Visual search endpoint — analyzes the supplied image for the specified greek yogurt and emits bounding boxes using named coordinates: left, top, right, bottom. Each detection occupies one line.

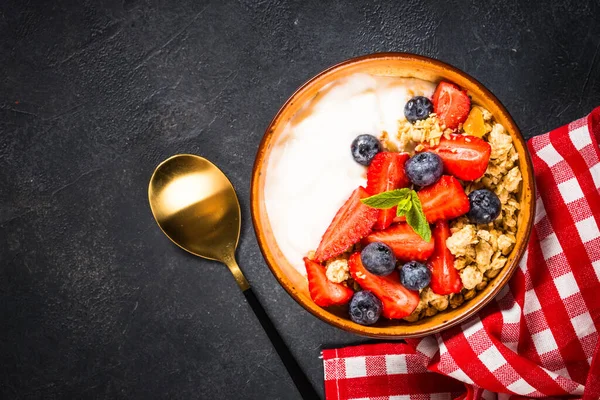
left=264, top=73, right=436, bottom=274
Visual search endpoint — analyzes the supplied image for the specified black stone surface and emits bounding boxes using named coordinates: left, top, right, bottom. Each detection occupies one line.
left=1, top=0, right=599, bottom=398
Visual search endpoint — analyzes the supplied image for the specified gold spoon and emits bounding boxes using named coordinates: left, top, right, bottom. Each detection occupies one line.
left=148, top=154, right=319, bottom=400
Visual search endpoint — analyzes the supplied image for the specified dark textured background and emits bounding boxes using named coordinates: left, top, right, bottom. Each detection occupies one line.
left=1, top=0, right=599, bottom=398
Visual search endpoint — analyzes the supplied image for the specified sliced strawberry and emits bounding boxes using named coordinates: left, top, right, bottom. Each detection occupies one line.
left=363, top=222, right=434, bottom=262
left=366, top=152, right=411, bottom=194
left=314, top=186, right=379, bottom=262
left=422, top=134, right=491, bottom=181
left=366, top=152, right=411, bottom=230
left=427, top=221, right=463, bottom=295
left=432, top=81, right=471, bottom=130
left=417, top=175, right=470, bottom=223
left=304, top=257, right=354, bottom=307
left=348, top=252, right=419, bottom=319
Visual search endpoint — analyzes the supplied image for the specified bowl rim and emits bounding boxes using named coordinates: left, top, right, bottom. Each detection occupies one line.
left=250, top=52, right=535, bottom=338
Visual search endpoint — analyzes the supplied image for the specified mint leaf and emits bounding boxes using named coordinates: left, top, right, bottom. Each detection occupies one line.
left=361, top=188, right=411, bottom=209
left=396, top=197, right=412, bottom=216
left=361, top=186, right=431, bottom=241
left=406, top=191, right=431, bottom=242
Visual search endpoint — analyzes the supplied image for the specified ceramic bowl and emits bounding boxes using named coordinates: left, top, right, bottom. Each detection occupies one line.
left=251, top=53, right=534, bottom=338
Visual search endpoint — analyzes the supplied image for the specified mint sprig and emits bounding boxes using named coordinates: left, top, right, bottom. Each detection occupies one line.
left=361, top=189, right=432, bottom=242
left=359, top=188, right=411, bottom=208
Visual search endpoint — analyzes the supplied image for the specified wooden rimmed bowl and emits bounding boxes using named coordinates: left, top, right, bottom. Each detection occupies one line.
left=250, top=53, right=534, bottom=338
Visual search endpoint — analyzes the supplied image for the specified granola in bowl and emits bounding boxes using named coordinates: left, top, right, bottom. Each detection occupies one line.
left=401, top=106, right=522, bottom=322
left=263, top=73, right=523, bottom=326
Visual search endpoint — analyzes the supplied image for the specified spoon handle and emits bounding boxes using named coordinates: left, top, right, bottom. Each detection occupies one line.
left=243, top=287, right=321, bottom=400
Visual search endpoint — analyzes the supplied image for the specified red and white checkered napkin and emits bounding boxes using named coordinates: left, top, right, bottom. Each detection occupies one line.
left=323, top=106, right=600, bottom=400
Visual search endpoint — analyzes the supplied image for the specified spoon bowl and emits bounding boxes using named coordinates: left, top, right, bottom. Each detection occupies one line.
left=148, top=154, right=248, bottom=289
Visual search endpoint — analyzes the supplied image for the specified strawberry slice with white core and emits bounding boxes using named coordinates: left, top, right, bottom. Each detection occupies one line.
left=314, top=186, right=379, bottom=263
left=366, top=152, right=411, bottom=230
left=427, top=221, right=463, bottom=295
left=421, top=134, right=491, bottom=181
left=432, top=81, right=471, bottom=130
left=304, top=257, right=354, bottom=307
left=363, top=222, right=435, bottom=262
left=415, top=175, right=470, bottom=223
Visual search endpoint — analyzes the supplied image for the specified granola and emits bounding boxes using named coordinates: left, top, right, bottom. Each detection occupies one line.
left=396, top=114, right=453, bottom=151
left=325, top=256, right=350, bottom=283
left=403, top=106, right=522, bottom=322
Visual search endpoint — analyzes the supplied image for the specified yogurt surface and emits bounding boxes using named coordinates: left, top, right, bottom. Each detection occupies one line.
left=264, top=73, right=435, bottom=274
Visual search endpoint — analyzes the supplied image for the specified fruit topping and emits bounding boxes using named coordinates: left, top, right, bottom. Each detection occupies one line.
left=314, top=186, right=379, bottom=262
left=422, top=134, right=491, bottom=181
left=348, top=252, right=420, bottom=319
left=351, top=134, right=382, bottom=166
left=427, top=221, right=463, bottom=295
left=405, top=152, right=443, bottom=187
left=416, top=175, right=470, bottom=223
left=349, top=291, right=382, bottom=325
left=363, top=222, right=434, bottom=262
left=366, top=152, right=411, bottom=229
left=432, top=81, right=471, bottom=130
left=463, top=106, right=486, bottom=137
left=466, top=189, right=501, bottom=224
left=404, top=96, right=434, bottom=123
left=399, top=261, right=431, bottom=291
left=304, top=257, right=354, bottom=307
left=360, top=242, right=397, bottom=276
left=366, top=152, right=411, bottom=194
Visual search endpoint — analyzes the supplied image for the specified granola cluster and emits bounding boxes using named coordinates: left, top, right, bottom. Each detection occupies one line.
left=399, top=114, right=451, bottom=148
left=325, top=256, right=351, bottom=283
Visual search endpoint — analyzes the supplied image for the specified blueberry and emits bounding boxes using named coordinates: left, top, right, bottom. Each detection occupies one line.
left=349, top=291, right=382, bottom=325
left=361, top=242, right=396, bottom=276
left=405, top=152, right=443, bottom=186
left=404, top=96, right=434, bottom=123
left=467, top=189, right=501, bottom=224
left=399, top=261, right=431, bottom=291
left=351, top=134, right=382, bottom=166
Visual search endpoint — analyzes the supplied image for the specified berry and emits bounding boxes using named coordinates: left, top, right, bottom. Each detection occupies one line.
left=363, top=222, right=435, bottom=262
left=467, top=189, right=501, bottom=224
left=351, top=134, right=382, bottom=166
left=348, top=252, right=420, bottom=319
left=427, top=221, right=463, bottom=295
left=415, top=175, right=470, bottom=223
left=360, top=242, right=397, bottom=276
left=349, top=291, right=382, bottom=325
left=366, top=152, right=411, bottom=229
left=432, top=81, right=471, bottom=130
left=421, top=134, right=491, bottom=181
left=405, top=152, right=443, bottom=186
left=399, top=261, right=431, bottom=291
left=404, top=96, right=434, bottom=123
left=304, top=257, right=354, bottom=307
left=314, top=187, right=379, bottom=262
